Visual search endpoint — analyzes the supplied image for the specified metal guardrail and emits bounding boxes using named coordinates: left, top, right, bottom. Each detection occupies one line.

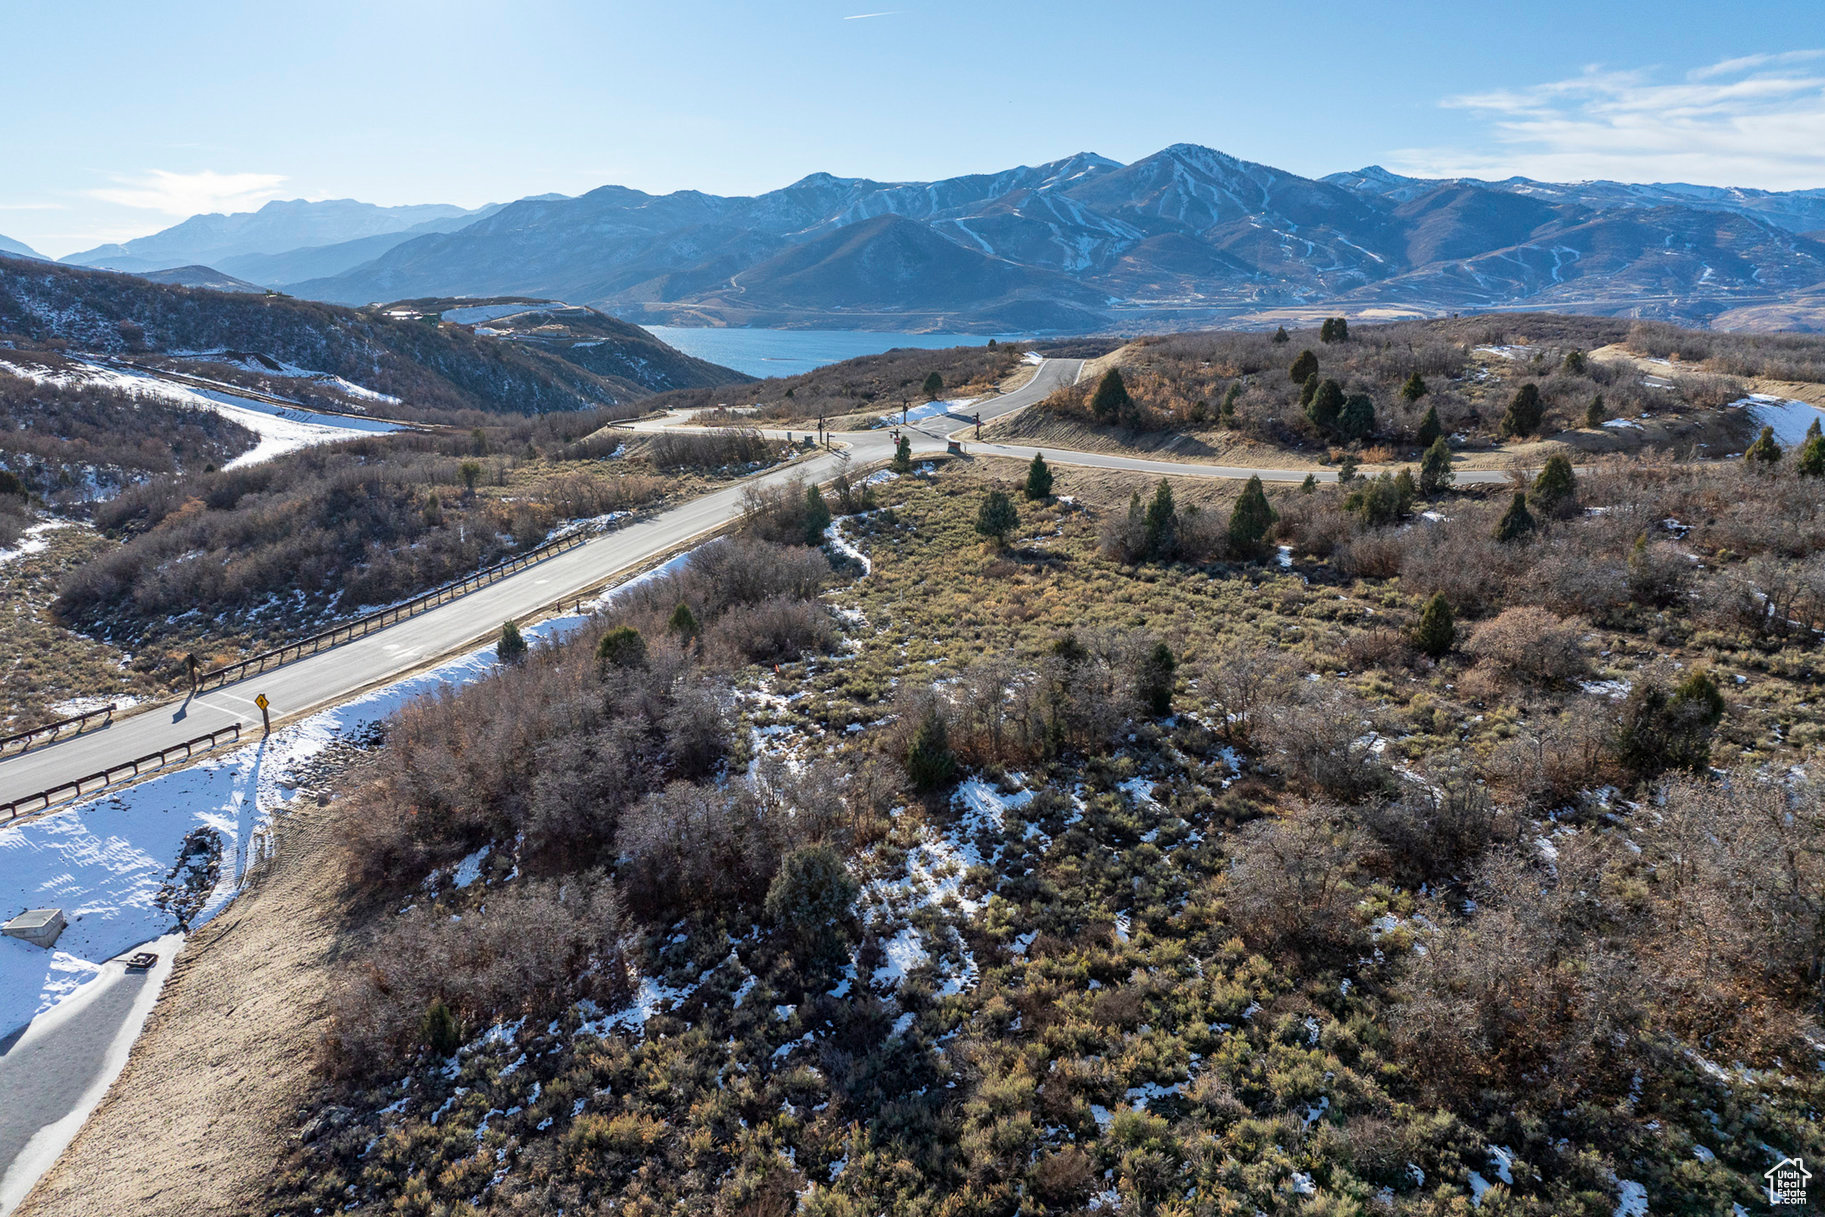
left=195, top=531, right=593, bottom=692
left=2, top=723, right=243, bottom=821
left=0, top=704, right=116, bottom=756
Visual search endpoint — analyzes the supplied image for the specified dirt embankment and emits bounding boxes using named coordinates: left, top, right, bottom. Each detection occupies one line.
left=17, top=798, right=352, bottom=1217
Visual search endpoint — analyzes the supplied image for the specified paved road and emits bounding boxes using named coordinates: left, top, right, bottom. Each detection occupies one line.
left=0, top=359, right=1079, bottom=809
left=0, top=352, right=1521, bottom=808
left=0, top=937, right=179, bottom=1216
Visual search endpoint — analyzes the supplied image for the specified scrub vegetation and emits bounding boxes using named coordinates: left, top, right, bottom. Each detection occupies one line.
left=272, top=448, right=1825, bottom=1216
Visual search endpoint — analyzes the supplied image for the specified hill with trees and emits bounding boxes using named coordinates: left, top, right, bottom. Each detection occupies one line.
left=0, top=256, right=747, bottom=420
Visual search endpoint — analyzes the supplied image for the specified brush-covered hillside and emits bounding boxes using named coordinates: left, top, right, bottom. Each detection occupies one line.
left=999, top=314, right=1825, bottom=469
left=0, top=257, right=747, bottom=420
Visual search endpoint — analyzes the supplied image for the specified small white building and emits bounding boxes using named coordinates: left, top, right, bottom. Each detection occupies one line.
left=3, top=908, right=67, bottom=950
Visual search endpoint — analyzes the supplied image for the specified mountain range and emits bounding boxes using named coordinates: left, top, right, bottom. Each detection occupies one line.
left=62, top=199, right=503, bottom=282
left=0, top=233, right=43, bottom=260
left=44, top=146, right=1825, bottom=333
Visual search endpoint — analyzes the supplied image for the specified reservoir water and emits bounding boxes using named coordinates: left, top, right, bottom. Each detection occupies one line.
left=641, top=325, right=1014, bottom=379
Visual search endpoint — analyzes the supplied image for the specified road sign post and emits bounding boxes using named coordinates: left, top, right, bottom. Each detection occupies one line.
left=255, top=692, right=271, bottom=736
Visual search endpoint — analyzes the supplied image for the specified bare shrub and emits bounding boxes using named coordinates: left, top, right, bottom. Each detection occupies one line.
left=1197, top=649, right=1298, bottom=746
left=1223, top=799, right=1367, bottom=954
left=324, top=876, right=633, bottom=1078
left=1342, top=627, right=1413, bottom=673
left=1257, top=682, right=1390, bottom=798
left=1463, top=607, right=1589, bottom=686
left=1486, top=705, right=1614, bottom=809
left=640, top=427, right=771, bottom=469
left=617, top=782, right=785, bottom=920
left=1392, top=843, right=1644, bottom=1108
left=1359, top=761, right=1517, bottom=884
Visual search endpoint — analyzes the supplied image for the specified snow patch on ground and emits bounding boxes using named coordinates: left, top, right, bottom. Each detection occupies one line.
left=0, top=595, right=606, bottom=1038
left=0, top=358, right=397, bottom=467
left=0, top=521, right=62, bottom=568
left=1613, top=1178, right=1647, bottom=1217
left=824, top=519, right=871, bottom=575
left=1730, top=394, right=1825, bottom=445
left=45, top=695, right=139, bottom=719
left=886, top=396, right=979, bottom=425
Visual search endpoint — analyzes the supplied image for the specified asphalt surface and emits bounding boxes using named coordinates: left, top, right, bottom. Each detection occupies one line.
left=0, top=352, right=1512, bottom=809
left=0, top=937, right=179, bottom=1217
left=0, top=358, right=1079, bottom=810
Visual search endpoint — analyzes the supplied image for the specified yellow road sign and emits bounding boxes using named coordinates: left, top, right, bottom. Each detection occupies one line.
left=254, top=693, right=269, bottom=710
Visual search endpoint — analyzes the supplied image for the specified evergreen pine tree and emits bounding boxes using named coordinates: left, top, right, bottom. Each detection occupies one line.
left=1413, top=593, right=1455, bottom=658
left=421, top=998, right=461, bottom=1057
left=1499, top=383, right=1544, bottom=439
left=922, top=371, right=943, bottom=399
left=1227, top=475, right=1277, bottom=558
left=1288, top=349, right=1319, bottom=385
left=1344, top=472, right=1402, bottom=526
left=1306, top=378, right=1345, bottom=434
left=1300, top=472, right=1317, bottom=494
left=1419, top=436, right=1454, bottom=495
left=1023, top=451, right=1053, bottom=500
left=1400, top=372, right=1429, bottom=403
left=1798, top=429, right=1825, bottom=477
left=1614, top=671, right=1726, bottom=779
left=1745, top=425, right=1783, bottom=464
left=765, top=844, right=860, bottom=972
left=1529, top=454, right=1578, bottom=519
left=1393, top=467, right=1417, bottom=516
left=596, top=626, right=647, bottom=669
left=1089, top=368, right=1133, bottom=424
left=1143, top=478, right=1178, bottom=559
left=891, top=434, right=913, bottom=471
left=497, top=620, right=528, bottom=665
left=668, top=602, right=699, bottom=642
left=1137, top=641, right=1178, bottom=717
left=1338, top=393, right=1376, bottom=441
left=1416, top=402, right=1443, bottom=448
left=1562, top=349, right=1588, bottom=374
left=1493, top=492, right=1537, bottom=543
left=1585, top=394, right=1606, bottom=428
left=1300, top=371, right=1320, bottom=407
left=805, top=483, right=832, bottom=542
left=975, top=488, right=1019, bottom=546
left=1272, top=325, right=1291, bottom=344
left=905, top=707, right=956, bottom=790
left=1336, top=453, right=1359, bottom=484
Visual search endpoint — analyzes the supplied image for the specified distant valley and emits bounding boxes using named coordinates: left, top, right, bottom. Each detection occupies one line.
left=31, top=146, right=1825, bottom=335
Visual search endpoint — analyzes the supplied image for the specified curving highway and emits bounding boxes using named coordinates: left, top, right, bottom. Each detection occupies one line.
left=0, top=355, right=1508, bottom=809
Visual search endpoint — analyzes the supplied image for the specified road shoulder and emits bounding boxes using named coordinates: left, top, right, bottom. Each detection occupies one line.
left=15, top=797, right=351, bottom=1217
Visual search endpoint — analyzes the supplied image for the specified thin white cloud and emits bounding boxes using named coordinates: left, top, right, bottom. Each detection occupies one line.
left=87, top=169, right=288, bottom=216
left=1389, top=52, right=1825, bottom=189
left=843, top=11, right=898, bottom=19
left=1690, top=49, right=1825, bottom=80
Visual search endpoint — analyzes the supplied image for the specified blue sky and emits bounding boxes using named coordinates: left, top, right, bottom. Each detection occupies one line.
left=4, top=0, right=1823, bottom=257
